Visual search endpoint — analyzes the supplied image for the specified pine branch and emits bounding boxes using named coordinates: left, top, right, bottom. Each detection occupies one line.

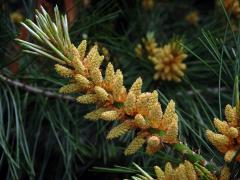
left=15, top=5, right=225, bottom=179
left=0, top=73, right=76, bottom=102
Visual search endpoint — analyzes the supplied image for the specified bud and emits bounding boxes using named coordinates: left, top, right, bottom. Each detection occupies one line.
left=134, top=114, right=147, bottom=128
left=147, top=136, right=160, bottom=147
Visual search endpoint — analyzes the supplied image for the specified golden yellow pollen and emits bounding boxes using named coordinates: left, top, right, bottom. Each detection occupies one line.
left=107, top=121, right=132, bottom=140
left=224, top=149, right=236, bottom=162
left=75, top=74, right=91, bottom=87
left=84, top=108, right=108, bottom=121
left=59, top=83, right=82, bottom=94
left=53, top=40, right=179, bottom=155
left=135, top=34, right=187, bottom=82
left=124, top=135, right=146, bottom=155
left=112, top=70, right=125, bottom=101
left=89, top=68, right=103, bottom=85
left=77, top=94, right=98, bottom=104
left=151, top=42, right=187, bottom=82
left=18, top=5, right=181, bottom=159
left=129, top=78, right=143, bottom=97
left=161, top=100, right=176, bottom=125
left=164, top=162, right=173, bottom=179
left=206, top=104, right=240, bottom=163
left=77, top=40, right=87, bottom=61
left=176, top=164, right=188, bottom=180
left=162, top=118, right=178, bottom=143
left=134, top=114, right=148, bottom=128
left=214, top=118, right=230, bottom=136
left=148, top=103, right=162, bottom=128
left=55, top=64, right=73, bottom=78
left=206, top=130, right=230, bottom=152
left=225, top=104, right=237, bottom=126
left=101, top=110, right=120, bottom=121
left=184, top=160, right=197, bottom=180
left=87, top=45, right=103, bottom=69
left=124, top=92, right=136, bottom=115
left=228, top=127, right=238, bottom=138
left=94, top=86, right=109, bottom=102
left=105, top=63, right=115, bottom=86
left=152, top=161, right=215, bottom=180
left=154, top=166, right=165, bottom=180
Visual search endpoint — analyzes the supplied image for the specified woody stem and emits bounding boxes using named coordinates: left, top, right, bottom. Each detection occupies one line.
left=173, top=143, right=220, bottom=174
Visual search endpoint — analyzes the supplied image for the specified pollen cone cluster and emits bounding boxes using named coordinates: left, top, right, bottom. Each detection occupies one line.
left=135, top=34, right=187, bottom=82
left=150, top=41, right=187, bottom=82
left=154, top=161, right=219, bottom=180
left=206, top=104, right=240, bottom=162
left=55, top=40, right=179, bottom=155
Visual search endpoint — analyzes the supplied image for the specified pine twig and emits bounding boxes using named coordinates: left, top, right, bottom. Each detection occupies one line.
left=0, top=73, right=76, bottom=102
left=173, top=143, right=220, bottom=174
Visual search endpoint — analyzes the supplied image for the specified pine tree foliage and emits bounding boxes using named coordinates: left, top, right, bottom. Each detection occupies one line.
left=1, top=0, right=240, bottom=179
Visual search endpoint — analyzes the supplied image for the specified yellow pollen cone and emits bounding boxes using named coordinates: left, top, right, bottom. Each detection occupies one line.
left=55, top=64, right=73, bottom=78
left=124, top=135, right=145, bottom=155
left=107, top=121, right=132, bottom=140
left=101, top=110, right=120, bottom=121
left=77, top=94, right=98, bottom=104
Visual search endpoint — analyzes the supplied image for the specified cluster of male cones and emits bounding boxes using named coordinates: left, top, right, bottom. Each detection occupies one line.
left=206, top=104, right=240, bottom=163
left=153, top=161, right=230, bottom=180
left=135, top=33, right=187, bottom=82
left=16, top=5, right=239, bottom=180
left=55, top=40, right=179, bottom=156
